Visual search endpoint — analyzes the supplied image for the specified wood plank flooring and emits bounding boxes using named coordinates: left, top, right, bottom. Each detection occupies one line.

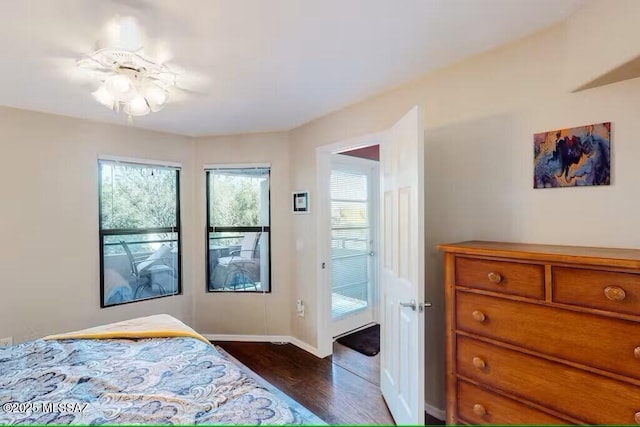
left=216, top=341, right=395, bottom=425
left=332, top=341, right=380, bottom=386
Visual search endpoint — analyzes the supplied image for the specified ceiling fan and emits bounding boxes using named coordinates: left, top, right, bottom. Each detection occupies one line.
left=76, top=14, right=202, bottom=118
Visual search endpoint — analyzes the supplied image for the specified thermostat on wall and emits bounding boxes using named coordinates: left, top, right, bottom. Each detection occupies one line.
left=292, top=191, right=309, bottom=214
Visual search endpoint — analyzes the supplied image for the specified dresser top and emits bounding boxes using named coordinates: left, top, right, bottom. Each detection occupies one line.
left=437, top=241, right=640, bottom=269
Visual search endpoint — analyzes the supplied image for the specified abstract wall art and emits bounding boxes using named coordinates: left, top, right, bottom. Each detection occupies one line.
left=534, top=122, right=611, bottom=188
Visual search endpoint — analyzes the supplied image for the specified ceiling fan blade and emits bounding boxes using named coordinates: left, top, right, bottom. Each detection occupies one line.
left=48, top=57, right=106, bottom=88
left=172, top=67, right=211, bottom=94
left=173, top=86, right=209, bottom=97
left=100, top=0, right=197, bottom=39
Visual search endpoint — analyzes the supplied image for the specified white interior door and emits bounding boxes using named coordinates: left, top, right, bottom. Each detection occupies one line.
left=380, top=106, right=426, bottom=424
left=330, top=154, right=379, bottom=337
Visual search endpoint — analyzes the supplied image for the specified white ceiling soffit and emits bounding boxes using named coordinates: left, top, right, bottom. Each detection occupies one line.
left=0, top=0, right=589, bottom=136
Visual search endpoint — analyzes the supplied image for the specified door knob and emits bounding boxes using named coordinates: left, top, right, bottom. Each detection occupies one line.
left=400, top=300, right=432, bottom=312
left=400, top=300, right=417, bottom=311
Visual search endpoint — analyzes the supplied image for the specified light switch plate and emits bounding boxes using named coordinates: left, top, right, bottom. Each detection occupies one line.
left=296, top=299, right=305, bottom=317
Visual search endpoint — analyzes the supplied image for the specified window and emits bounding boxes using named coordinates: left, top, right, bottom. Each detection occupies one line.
left=206, top=166, right=270, bottom=292
left=331, top=169, right=372, bottom=319
left=99, top=159, right=181, bottom=307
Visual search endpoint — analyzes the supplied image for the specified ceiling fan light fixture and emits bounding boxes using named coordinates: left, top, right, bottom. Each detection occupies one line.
left=77, top=26, right=178, bottom=119
left=104, top=74, right=137, bottom=102
left=123, top=94, right=151, bottom=116
left=92, top=85, right=116, bottom=109
left=143, top=84, right=168, bottom=112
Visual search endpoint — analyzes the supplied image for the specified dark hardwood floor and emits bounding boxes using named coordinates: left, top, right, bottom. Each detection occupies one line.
left=332, top=341, right=380, bottom=386
left=216, top=341, right=395, bottom=425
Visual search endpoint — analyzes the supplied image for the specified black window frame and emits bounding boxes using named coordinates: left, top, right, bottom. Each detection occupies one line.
left=205, top=167, right=272, bottom=293
left=98, top=159, right=182, bottom=308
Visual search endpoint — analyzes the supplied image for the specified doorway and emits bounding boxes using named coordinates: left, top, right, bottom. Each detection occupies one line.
left=316, top=107, right=426, bottom=425
left=330, top=152, right=379, bottom=338
left=315, top=133, right=382, bottom=358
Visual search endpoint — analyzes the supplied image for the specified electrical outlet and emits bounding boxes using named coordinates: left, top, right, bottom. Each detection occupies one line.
left=0, top=337, right=13, bottom=347
left=296, top=299, right=305, bottom=318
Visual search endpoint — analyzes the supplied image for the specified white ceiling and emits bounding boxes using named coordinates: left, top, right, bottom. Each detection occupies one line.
left=0, top=0, right=589, bottom=136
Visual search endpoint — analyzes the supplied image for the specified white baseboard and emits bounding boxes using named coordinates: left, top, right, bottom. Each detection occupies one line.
left=425, top=402, right=446, bottom=421
left=203, top=334, right=325, bottom=358
left=289, top=336, right=330, bottom=358
left=203, top=334, right=289, bottom=343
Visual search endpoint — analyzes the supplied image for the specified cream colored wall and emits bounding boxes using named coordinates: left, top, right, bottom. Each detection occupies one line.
left=0, top=108, right=291, bottom=343
left=0, top=107, right=194, bottom=343
left=288, top=3, right=640, bottom=411
left=566, top=0, right=640, bottom=90
left=192, top=133, right=292, bottom=336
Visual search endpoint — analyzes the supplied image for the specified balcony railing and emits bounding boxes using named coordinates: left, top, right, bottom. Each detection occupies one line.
left=331, top=236, right=369, bottom=303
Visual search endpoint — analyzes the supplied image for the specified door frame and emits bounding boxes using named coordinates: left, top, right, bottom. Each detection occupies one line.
left=316, top=132, right=383, bottom=357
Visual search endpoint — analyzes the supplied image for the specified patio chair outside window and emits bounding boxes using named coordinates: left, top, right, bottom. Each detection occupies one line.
left=121, top=241, right=176, bottom=299
left=212, top=232, right=261, bottom=290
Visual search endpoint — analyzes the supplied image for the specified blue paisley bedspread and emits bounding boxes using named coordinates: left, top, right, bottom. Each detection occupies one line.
left=0, top=337, right=320, bottom=425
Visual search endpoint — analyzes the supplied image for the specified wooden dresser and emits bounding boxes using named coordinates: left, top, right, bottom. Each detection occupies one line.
left=438, top=241, right=640, bottom=425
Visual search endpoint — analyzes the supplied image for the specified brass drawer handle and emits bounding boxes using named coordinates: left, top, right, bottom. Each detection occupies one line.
left=487, top=272, right=502, bottom=284
left=634, top=347, right=640, bottom=360
left=472, top=357, right=486, bottom=369
left=635, top=411, right=640, bottom=425
left=604, top=286, right=626, bottom=302
left=473, top=404, right=486, bottom=416
left=472, top=310, right=486, bottom=323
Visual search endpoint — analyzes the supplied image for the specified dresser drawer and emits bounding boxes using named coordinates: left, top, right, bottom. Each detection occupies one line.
left=457, top=380, right=569, bottom=425
left=457, top=291, right=640, bottom=380
left=457, top=335, right=640, bottom=425
left=553, top=267, right=640, bottom=316
left=455, top=257, right=544, bottom=299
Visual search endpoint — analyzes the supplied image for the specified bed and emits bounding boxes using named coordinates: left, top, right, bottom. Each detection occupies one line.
left=0, top=315, right=324, bottom=425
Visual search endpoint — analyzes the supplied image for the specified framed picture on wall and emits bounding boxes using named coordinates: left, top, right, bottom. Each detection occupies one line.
left=292, top=191, right=310, bottom=214
left=534, top=122, right=611, bottom=188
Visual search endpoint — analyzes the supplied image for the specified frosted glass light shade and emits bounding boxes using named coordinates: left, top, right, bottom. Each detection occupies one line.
left=123, top=95, right=151, bottom=116
left=144, top=85, right=168, bottom=112
left=145, top=85, right=167, bottom=105
left=105, top=74, right=137, bottom=102
left=92, top=85, right=115, bottom=109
